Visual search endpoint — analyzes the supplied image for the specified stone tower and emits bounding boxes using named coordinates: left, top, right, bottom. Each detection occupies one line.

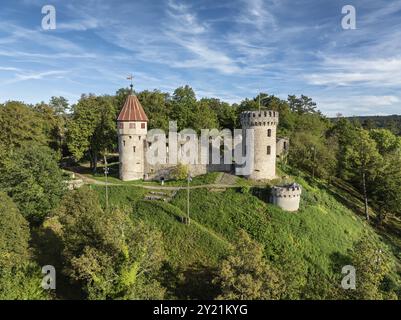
left=271, top=183, right=302, bottom=212
left=117, top=94, right=148, bottom=181
left=240, top=110, right=278, bottom=180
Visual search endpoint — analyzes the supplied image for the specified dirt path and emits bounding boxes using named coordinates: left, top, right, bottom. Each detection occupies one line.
left=70, top=171, right=239, bottom=190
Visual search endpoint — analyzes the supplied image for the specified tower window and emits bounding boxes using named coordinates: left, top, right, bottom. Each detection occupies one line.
left=133, top=146, right=136, bottom=153
left=123, top=140, right=126, bottom=147
left=118, top=122, right=124, bottom=129
left=141, top=123, right=146, bottom=129
left=139, top=136, right=141, bottom=140
left=129, top=123, right=136, bottom=129
left=267, top=129, right=272, bottom=137
left=267, top=145, right=271, bottom=155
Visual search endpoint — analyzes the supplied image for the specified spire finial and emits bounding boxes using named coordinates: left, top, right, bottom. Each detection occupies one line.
left=127, top=74, right=134, bottom=94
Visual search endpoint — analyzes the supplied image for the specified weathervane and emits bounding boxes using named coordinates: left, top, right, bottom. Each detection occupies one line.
left=127, top=74, right=134, bottom=93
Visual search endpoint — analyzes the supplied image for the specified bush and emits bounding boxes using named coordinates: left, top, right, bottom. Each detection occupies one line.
left=170, top=163, right=189, bottom=180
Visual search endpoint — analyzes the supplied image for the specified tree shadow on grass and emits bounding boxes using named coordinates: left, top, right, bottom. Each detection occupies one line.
left=329, top=251, right=351, bottom=274
left=160, top=262, right=220, bottom=300
left=31, top=224, right=84, bottom=300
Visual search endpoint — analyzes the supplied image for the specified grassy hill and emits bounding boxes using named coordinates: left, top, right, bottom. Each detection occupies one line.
left=92, top=173, right=401, bottom=299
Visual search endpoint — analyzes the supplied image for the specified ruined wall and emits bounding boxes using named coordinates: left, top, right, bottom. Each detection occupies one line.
left=144, top=141, right=232, bottom=181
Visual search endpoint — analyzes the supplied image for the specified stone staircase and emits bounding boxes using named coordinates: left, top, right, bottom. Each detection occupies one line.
left=144, top=191, right=169, bottom=202
left=144, top=190, right=179, bottom=202
left=215, top=172, right=238, bottom=185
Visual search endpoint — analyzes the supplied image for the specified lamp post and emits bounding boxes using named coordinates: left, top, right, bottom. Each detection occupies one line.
left=103, top=157, right=109, bottom=211
left=311, top=146, right=317, bottom=179
left=186, top=173, right=192, bottom=225
left=258, top=93, right=269, bottom=111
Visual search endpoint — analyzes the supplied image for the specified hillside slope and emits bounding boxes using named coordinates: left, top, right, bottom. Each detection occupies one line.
left=92, top=176, right=400, bottom=299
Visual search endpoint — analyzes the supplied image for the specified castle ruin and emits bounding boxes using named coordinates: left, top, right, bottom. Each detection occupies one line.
left=117, top=93, right=285, bottom=182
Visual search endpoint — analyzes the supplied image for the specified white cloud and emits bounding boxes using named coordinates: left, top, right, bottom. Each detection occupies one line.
left=305, top=56, right=401, bottom=87
left=1, top=70, right=68, bottom=86
left=163, top=0, right=242, bottom=74
left=238, top=0, right=276, bottom=30
left=362, top=0, right=401, bottom=24
left=58, top=17, right=100, bottom=31
left=315, top=95, right=401, bottom=117
left=166, top=0, right=208, bottom=34
left=0, top=66, right=21, bottom=72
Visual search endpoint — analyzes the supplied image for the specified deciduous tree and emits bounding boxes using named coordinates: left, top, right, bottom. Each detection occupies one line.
left=67, top=95, right=117, bottom=171
left=0, top=143, right=65, bottom=223
left=52, top=188, right=166, bottom=299
left=213, top=230, right=284, bottom=300
left=344, top=129, right=382, bottom=220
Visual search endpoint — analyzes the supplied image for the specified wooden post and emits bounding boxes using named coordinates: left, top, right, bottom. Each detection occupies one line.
left=187, top=175, right=190, bottom=225
left=104, top=154, right=109, bottom=211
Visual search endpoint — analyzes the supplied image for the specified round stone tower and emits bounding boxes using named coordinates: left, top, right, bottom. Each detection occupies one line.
left=240, top=110, right=279, bottom=180
left=271, top=183, right=302, bottom=212
left=117, top=94, right=148, bottom=181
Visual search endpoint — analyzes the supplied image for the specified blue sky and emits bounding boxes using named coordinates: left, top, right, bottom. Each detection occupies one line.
left=0, top=0, right=400, bottom=116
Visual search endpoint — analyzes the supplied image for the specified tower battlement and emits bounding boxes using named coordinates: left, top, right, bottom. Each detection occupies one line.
left=240, top=110, right=278, bottom=180
left=240, top=110, right=279, bottom=128
left=271, top=183, right=302, bottom=198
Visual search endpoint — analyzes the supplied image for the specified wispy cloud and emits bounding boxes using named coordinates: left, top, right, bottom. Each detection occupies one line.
left=0, top=66, right=21, bottom=72
left=0, top=0, right=400, bottom=116
left=1, top=70, right=68, bottom=86
left=166, top=0, right=208, bottom=34
left=163, top=0, right=242, bottom=74
left=305, top=56, right=401, bottom=87
left=58, top=17, right=100, bottom=31
left=238, top=0, right=276, bottom=30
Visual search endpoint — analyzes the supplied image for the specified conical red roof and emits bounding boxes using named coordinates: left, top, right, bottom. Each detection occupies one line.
left=117, top=95, right=148, bottom=122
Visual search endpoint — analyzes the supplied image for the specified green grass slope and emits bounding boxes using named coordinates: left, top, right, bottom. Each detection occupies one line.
left=133, top=200, right=229, bottom=267
left=171, top=178, right=371, bottom=276
left=92, top=177, right=400, bottom=298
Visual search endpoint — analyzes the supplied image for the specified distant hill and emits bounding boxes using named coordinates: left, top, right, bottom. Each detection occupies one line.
left=333, top=115, right=401, bottom=134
